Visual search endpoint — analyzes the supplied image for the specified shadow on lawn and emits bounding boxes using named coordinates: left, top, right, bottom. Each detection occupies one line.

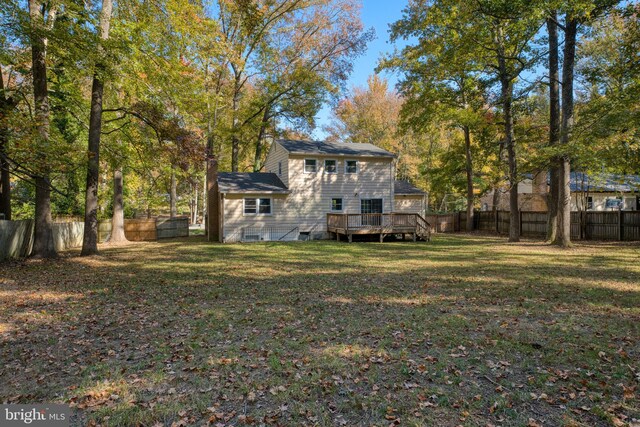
left=0, top=236, right=638, bottom=426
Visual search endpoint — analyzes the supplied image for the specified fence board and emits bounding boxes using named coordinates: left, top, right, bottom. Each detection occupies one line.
left=520, top=211, right=547, bottom=237
left=425, top=210, right=640, bottom=241
left=622, top=211, right=640, bottom=241
left=476, top=211, right=495, bottom=232
left=156, top=217, right=189, bottom=239
left=497, top=211, right=510, bottom=235
left=585, top=212, right=619, bottom=240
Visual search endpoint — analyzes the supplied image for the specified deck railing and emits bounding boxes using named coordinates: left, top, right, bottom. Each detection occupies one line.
left=327, top=213, right=429, bottom=232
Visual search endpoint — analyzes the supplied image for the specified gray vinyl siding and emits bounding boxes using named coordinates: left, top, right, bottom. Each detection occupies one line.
left=287, top=155, right=394, bottom=217
left=222, top=194, right=296, bottom=242
left=264, top=142, right=290, bottom=187
left=394, top=195, right=425, bottom=215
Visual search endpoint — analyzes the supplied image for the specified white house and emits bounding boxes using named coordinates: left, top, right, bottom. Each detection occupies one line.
left=213, top=139, right=428, bottom=242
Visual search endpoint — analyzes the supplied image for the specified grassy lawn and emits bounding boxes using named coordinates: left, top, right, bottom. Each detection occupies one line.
left=1, top=235, right=639, bottom=426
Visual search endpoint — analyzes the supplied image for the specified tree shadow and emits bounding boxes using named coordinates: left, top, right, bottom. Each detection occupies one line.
left=0, top=236, right=638, bottom=426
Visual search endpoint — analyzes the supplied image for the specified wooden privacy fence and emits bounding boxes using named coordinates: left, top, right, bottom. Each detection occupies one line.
left=98, top=217, right=189, bottom=242
left=426, top=210, right=640, bottom=241
left=0, top=220, right=84, bottom=261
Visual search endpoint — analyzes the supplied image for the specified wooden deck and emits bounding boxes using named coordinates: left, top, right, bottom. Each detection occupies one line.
left=327, top=213, right=431, bottom=242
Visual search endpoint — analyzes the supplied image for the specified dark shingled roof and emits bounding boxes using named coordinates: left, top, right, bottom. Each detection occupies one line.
left=568, top=172, right=640, bottom=193
left=277, top=139, right=395, bottom=158
left=217, top=173, right=289, bottom=194
left=394, top=180, right=426, bottom=195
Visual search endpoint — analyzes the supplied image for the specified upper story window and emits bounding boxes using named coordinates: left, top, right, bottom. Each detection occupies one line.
left=586, top=196, right=593, bottom=210
left=345, top=160, right=358, bottom=174
left=278, top=161, right=282, bottom=176
left=244, top=198, right=272, bottom=215
left=304, top=159, right=317, bottom=173
left=324, top=159, right=337, bottom=174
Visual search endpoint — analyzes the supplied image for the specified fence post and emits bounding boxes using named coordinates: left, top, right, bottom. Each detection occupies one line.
left=495, top=210, right=499, bottom=234
left=619, top=210, right=624, bottom=241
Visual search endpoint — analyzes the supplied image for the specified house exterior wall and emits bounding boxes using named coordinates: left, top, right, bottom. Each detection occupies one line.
left=264, top=142, right=290, bottom=187
left=394, top=195, right=425, bottom=216
left=222, top=194, right=295, bottom=242
left=286, top=154, right=395, bottom=216
left=222, top=150, right=396, bottom=241
left=573, top=192, right=638, bottom=211
left=480, top=178, right=548, bottom=211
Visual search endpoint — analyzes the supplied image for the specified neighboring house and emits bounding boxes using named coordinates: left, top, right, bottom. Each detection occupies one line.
left=214, top=139, right=427, bottom=242
left=570, top=172, right=640, bottom=211
left=481, top=172, right=640, bottom=212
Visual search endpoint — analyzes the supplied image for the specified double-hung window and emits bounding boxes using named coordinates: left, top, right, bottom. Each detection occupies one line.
left=304, top=159, right=317, bottom=173
left=345, top=160, right=358, bottom=174
left=244, top=198, right=272, bottom=215
left=325, top=159, right=337, bottom=174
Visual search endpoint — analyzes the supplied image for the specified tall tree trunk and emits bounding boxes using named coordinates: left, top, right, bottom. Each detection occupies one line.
left=496, top=26, right=520, bottom=242
left=546, top=13, right=560, bottom=242
left=253, top=107, right=270, bottom=172
left=202, top=171, right=207, bottom=228
left=108, top=167, right=127, bottom=243
left=29, top=0, right=56, bottom=258
left=463, top=126, right=474, bottom=231
left=491, top=141, right=505, bottom=212
left=0, top=65, right=12, bottom=221
left=0, top=130, right=9, bottom=221
left=554, top=16, right=577, bottom=248
left=206, top=156, right=220, bottom=242
left=169, top=165, right=177, bottom=218
left=81, top=0, right=113, bottom=256
left=192, top=181, right=198, bottom=224
left=231, top=74, right=241, bottom=172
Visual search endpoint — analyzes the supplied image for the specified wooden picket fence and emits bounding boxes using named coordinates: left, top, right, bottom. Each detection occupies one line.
left=425, top=210, right=640, bottom=241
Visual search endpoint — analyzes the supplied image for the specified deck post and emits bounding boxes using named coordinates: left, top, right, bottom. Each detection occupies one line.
left=413, top=232, right=417, bottom=242
left=348, top=234, right=353, bottom=243
left=379, top=233, right=383, bottom=243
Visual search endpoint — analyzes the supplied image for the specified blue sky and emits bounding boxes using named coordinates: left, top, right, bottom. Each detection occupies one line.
left=312, top=0, right=409, bottom=139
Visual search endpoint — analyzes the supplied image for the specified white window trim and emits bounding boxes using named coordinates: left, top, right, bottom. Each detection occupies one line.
left=304, top=158, right=318, bottom=173
left=330, top=197, right=343, bottom=212
left=345, top=159, right=358, bottom=174
left=324, top=159, right=338, bottom=174
left=243, top=197, right=273, bottom=216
